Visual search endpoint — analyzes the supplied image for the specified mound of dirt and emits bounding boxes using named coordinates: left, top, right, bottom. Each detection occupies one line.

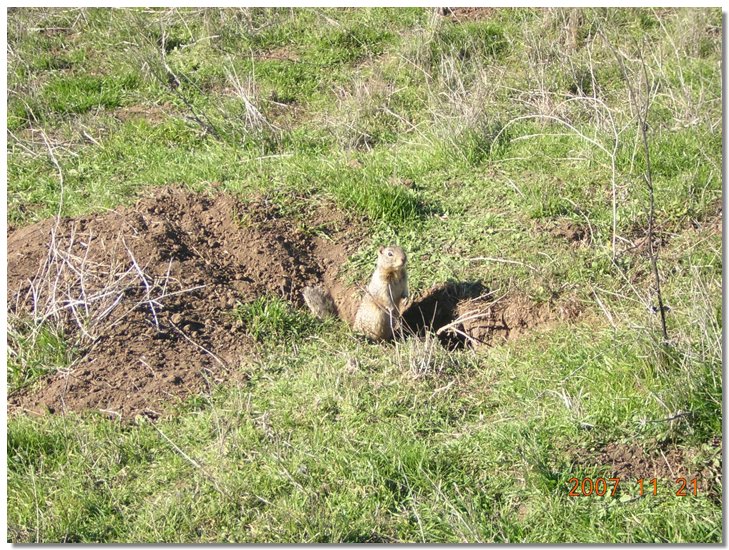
left=402, top=282, right=582, bottom=349
left=8, top=186, right=361, bottom=419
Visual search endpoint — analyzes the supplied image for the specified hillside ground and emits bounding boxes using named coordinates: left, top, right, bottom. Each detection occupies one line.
left=6, top=7, right=723, bottom=543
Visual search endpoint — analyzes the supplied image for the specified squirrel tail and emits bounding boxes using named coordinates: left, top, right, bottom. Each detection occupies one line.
left=302, top=286, right=338, bottom=319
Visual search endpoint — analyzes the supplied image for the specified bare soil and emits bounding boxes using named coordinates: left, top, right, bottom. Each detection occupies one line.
left=571, top=437, right=722, bottom=501
left=114, top=103, right=172, bottom=124
left=549, top=219, right=589, bottom=245
left=442, top=7, right=498, bottom=22
left=256, top=46, right=300, bottom=63
left=8, top=186, right=360, bottom=419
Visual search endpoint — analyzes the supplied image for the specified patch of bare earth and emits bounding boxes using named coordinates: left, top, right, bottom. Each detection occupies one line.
left=571, top=438, right=722, bottom=501
left=256, top=46, right=300, bottom=62
left=547, top=218, right=590, bottom=246
left=8, top=186, right=361, bottom=419
left=439, top=7, right=498, bottom=21
left=113, top=103, right=172, bottom=124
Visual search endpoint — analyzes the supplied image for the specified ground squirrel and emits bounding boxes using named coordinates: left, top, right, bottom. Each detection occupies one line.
left=303, top=245, right=409, bottom=341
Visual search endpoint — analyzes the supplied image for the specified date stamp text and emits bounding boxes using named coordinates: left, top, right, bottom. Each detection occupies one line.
left=567, top=477, right=699, bottom=497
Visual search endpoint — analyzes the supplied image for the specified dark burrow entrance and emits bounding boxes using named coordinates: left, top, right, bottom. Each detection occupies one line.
left=401, top=281, right=583, bottom=350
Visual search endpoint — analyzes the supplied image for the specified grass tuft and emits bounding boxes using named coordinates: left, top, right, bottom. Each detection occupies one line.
left=234, top=295, right=320, bottom=343
left=7, top=318, right=76, bottom=393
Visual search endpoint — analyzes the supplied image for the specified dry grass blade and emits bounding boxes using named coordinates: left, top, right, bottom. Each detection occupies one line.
left=226, top=61, right=278, bottom=133
left=398, top=330, right=449, bottom=379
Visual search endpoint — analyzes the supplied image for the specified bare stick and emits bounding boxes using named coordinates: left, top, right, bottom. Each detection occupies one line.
left=436, top=324, right=480, bottom=347
left=435, top=312, right=492, bottom=336
left=636, top=51, right=669, bottom=342
left=40, top=131, right=64, bottom=220
left=151, top=422, right=202, bottom=468
left=130, top=13, right=222, bottom=140
left=122, top=238, right=159, bottom=330
left=591, top=288, right=616, bottom=330
left=605, top=32, right=669, bottom=342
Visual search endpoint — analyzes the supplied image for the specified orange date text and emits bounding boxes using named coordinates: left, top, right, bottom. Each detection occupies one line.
left=567, top=477, right=698, bottom=497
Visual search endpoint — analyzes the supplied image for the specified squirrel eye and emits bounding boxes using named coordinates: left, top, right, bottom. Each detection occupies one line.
left=387, top=251, right=393, bottom=256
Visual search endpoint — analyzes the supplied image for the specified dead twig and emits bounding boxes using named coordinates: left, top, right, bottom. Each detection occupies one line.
left=605, top=31, right=669, bottom=342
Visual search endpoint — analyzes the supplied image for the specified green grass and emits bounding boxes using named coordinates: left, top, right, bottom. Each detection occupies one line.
left=233, top=295, right=323, bottom=344
left=7, top=7, right=722, bottom=543
left=428, top=20, right=507, bottom=64
left=7, top=318, right=76, bottom=393
left=43, top=73, right=139, bottom=114
left=8, top=320, right=721, bottom=542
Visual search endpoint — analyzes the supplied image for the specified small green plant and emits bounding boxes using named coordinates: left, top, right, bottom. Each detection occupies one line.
left=233, top=295, right=319, bottom=343
left=312, top=25, right=393, bottom=65
left=442, top=122, right=511, bottom=166
left=7, top=317, right=76, bottom=393
left=41, top=73, right=139, bottom=115
left=331, top=178, right=421, bottom=226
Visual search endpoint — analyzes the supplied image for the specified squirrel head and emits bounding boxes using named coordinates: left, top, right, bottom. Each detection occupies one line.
left=377, top=245, right=407, bottom=271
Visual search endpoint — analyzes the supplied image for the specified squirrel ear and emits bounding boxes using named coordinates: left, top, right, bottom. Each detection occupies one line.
left=378, top=246, right=384, bottom=254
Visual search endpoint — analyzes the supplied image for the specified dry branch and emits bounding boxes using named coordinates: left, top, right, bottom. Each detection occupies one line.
left=603, top=31, right=670, bottom=342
